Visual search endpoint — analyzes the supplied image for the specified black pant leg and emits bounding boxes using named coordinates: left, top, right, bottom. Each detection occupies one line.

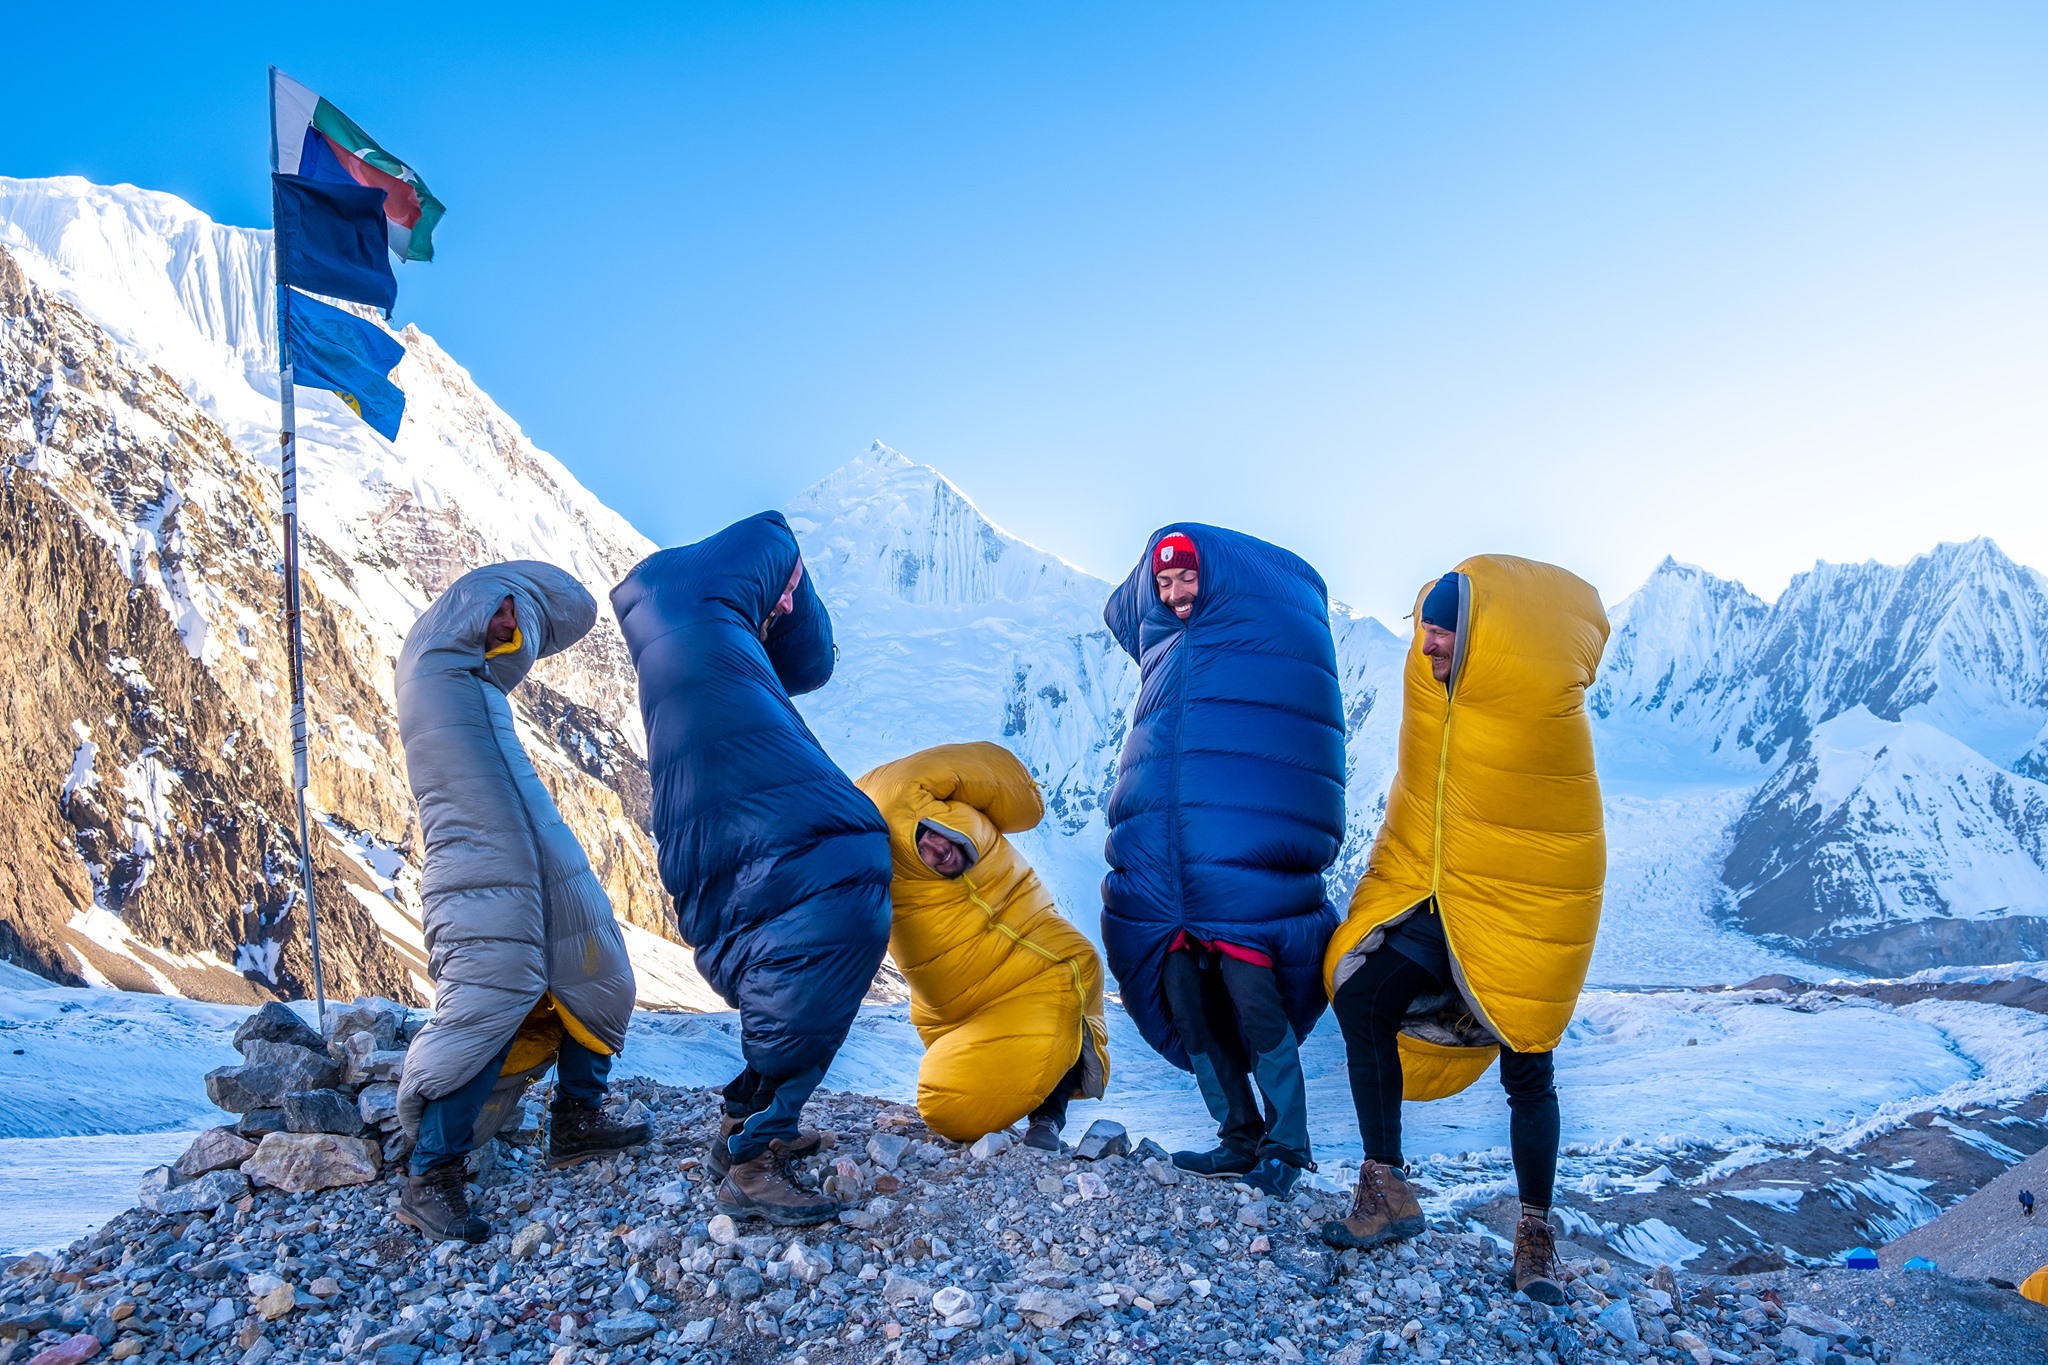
left=1215, top=955, right=1312, bottom=1167
left=1028, top=1055, right=1087, bottom=1130
left=1497, top=1046, right=1559, bottom=1209
left=1330, top=951, right=1440, bottom=1166
left=1162, top=950, right=1266, bottom=1154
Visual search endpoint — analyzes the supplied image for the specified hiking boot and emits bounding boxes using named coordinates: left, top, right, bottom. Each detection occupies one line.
left=1513, top=1215, right=1566, bottom=1304
left=1021, top=1117, right=1063, bottom=1153
left=706, top=1116, right=826, bottom=1178
left=1171, top=1144, right=1259, bottom=1178
left=715, top=1141, right=843, bottom=1226
left=1320, top=1159, right=1425, bottom=1250
left=547, top=1102, right=651, bottom=1169
left=1242, top=1158, right=1301, bottom=1199
left=396, top=1162, right=489, bottom=1244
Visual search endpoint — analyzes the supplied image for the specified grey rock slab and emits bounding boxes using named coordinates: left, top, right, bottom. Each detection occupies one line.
left=868, top=1133, right=910, bottom=1170
left=172, top=1127, right=257, bottom=1181
left=321, top=998, right=404, bottom=1053
left=356, top=1083, right=400, bottom=1126
left=232, top=1002, right=324, bottom=1056
left=146, top=1169, right=251, bottom=1215
left=281, top=1089, right=365, bottom=1136
left=234, top=1108, right=284, bottom=1138
left=591, top=1311, right=658, bottom=1347
left=240, top=1132, right=380, bottom=1194
left=1073, top=1120, right=1130, bottom=1162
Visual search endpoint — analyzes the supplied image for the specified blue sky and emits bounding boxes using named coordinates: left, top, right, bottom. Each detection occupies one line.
left=6, top=3, right=2046, bottom=622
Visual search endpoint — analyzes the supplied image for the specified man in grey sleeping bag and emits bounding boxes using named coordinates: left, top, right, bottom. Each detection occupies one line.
left=393, top=561, right=647, bottom=1242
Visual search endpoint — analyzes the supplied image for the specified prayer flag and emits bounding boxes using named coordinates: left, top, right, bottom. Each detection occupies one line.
left=284, top=289, right=407, bottom=440
left=270, top=67, right=445, bottom=262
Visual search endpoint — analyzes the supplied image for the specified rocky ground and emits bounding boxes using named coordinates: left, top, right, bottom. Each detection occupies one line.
left=6, top=1075, right=2045, bottom=1365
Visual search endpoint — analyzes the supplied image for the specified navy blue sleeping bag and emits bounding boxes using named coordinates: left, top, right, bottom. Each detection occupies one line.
left=612, top=512, right=891, bottom=1079
left=1101, top=525, right=1345, bottom=1070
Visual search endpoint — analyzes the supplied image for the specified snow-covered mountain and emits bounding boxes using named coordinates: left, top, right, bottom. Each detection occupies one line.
left=4, top=174, right=2047, bottom=1002
left=0, top=176, right=704, bottom=1008
left=1595, top=547, right=2048, bottom=969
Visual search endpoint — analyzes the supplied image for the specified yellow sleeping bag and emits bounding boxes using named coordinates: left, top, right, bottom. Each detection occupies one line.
left=857, top=742, right=1110, bottom=1141
left=1325, top=555, right=1609, bottom=1100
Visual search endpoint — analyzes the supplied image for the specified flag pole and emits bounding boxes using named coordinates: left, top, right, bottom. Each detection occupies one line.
left=270, top=68, right=328, bottom=1029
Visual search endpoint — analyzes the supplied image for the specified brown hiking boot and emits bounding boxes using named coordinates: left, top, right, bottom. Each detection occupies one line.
left=396, top=1162, right=489, bottom=1244
left=1513, top=1215, right=1566, bottom=1304
left=706, top=1115, right=825, bottom=1177
left=1320, top=1159, right=1426, bottom=1250
left=714, top=1140, right=843, bottom=1226
left=547, top=1102, right=651, bottom=1169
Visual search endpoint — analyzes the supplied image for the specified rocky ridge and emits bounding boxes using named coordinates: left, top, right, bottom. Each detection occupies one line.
left=13, top=1078, right=2042, bottom=1365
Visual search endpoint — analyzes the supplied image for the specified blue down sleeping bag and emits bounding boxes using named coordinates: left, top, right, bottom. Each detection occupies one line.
left=611, top=511, right=891, bottom=1079
left=1101, top=524, right=1345, bottom=1070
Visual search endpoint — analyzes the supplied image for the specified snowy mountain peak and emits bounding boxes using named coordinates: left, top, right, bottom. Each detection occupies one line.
left=785, top=443, right=1106, bottom=617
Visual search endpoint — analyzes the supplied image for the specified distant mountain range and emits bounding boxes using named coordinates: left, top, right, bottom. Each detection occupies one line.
left=2, top=175, right=2044, bottom=1004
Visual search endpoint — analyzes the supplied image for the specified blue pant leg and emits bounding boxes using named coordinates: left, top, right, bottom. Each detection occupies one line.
left=411, top=1036, right=517, bottom=1176
left=727, top=1063, right=827, bottom=1164
left=554, top=1037, right=613, bottom=1109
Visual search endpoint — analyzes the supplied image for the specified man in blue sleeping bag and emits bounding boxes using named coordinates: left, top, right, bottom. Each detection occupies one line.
left=1101, top=527, right=1345, bottom=1197
left=613, top=512, right=892, bottom=1226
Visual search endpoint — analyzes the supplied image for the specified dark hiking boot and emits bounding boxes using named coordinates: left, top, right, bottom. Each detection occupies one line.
left=714, top=1141, right=843, bottom=1226
left=1242, top=1157, right=1301, bottom=1199
left=1022, top=1117, right=1063, bottom=1153
left=706, top=1115, right=826, bottom=1178
left=1513, top=1215, right=1566, bottom=1304
left=1171, top=1144, right=1259, bottom=1178
left=547, top=1102, right=651, bottom=1169
left=1320, top=1159, right=1425, bottom=1250
left=396, top=1162, right=489, bottom=1244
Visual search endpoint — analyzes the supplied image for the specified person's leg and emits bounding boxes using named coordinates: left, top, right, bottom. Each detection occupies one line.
left=547, top=1038, right=648, bottom=1166
left=410, top=1036, right=516, bottom=1176
left=1500, top=1046, right=1565, bottom=1303
left=1216, top=956, right=1311, bottom=1169
left=1497, top=1047, right=1560, bottom=1215
left=554, top=1038, right=613, bottom=1109
left=1027, top=1055, right=1087, bottom=1131
left=1329, top=951, right=1440, bottom=1166
left=1162, top=950, right=1265, bottom=1158
left=728, top=1061, right=829, bottom=1164
left=1320, top=951, right=1440, bottom=1250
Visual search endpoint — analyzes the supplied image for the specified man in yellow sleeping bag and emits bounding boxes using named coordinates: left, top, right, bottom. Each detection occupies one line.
left=856, top=742, right=1110, bottom=1149
left=1319, top=557, right=1608, bottom=1307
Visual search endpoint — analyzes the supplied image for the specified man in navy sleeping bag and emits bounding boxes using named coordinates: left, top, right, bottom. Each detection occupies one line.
left=613, top=512, right=892, bottom=1226
left=1102, top=527, right=1344, bottom=1197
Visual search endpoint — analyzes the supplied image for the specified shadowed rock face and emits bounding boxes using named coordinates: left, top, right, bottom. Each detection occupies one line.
left=0, top=241, right=679, bottom=1002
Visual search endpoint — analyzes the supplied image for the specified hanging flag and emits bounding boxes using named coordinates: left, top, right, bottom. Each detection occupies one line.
left=273, top=173, right=398, bottom=314
left=270, top=67, right=446, bottom=262
left=284, top=289, right=407, bottom=440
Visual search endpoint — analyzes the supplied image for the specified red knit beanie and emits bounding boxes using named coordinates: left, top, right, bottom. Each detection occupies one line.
left=1152, top=531, right=1199, bottom=575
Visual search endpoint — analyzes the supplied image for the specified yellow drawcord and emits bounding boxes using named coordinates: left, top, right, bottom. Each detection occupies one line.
left=962, top=875, right=1090, bottom=1010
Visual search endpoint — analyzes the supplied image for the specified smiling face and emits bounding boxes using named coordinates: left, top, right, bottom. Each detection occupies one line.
left=486, top=595, right=518, bottom=650
left=915, top=826, right=968, bottom=878
left=759, top=559, right=805, bottom=641
left=1155, top=567, right=1200, bottom=620
left=1422, top=623, right=1457, bottom=683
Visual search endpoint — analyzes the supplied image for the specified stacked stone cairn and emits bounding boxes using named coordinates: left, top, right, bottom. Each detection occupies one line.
left=139, top=998, right=432, bottom=1216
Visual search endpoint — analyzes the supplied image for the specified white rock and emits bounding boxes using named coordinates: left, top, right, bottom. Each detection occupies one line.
left=931, top=1286, right=975, bottom=1318
left=969, top=1130, right=1013, bottom=1161
left=706, top=1214, right=738, bottom=1246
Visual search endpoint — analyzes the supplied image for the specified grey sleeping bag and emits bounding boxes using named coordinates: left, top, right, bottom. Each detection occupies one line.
left=393, top=561, right=636, bottom=1139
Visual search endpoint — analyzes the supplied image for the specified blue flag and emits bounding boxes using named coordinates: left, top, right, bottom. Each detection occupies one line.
left=284, top=289, right=406, bottom=440
left=273, top=173, right=398, bottom=315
